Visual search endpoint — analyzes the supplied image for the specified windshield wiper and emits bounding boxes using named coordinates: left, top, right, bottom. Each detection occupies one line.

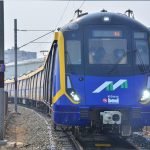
left=108, top=49, right=149, bottom=75
left=108, top=50, right=131, bottom=75
left=135, top=49, right=148, bottom=74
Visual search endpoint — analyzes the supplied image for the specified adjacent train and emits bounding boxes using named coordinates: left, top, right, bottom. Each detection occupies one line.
left=5, top=10, right=150, bottom=137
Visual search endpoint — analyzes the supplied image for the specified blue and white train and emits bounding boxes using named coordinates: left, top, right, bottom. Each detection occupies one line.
left=5, top=10, right=150, bottom=137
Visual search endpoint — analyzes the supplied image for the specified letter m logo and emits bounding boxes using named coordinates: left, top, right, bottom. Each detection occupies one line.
left=93, top=79, right=128, bottom=93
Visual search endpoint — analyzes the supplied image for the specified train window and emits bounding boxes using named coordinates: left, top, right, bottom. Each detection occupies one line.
left=26, top=79, right=29, bottom=98
left=88, top=39, right=127, bottom=64
left=37, top=72, right=41, bottom=100
left=12, top=84, right=15, bottom=97
left=28, top=78, right=32, bottom=99
left=41, top=70, right=44, bottom=100
left=33, top=75, right=37, bottom=100
left=66, top=40, right=81, bottom=64
left=22, top=80, right=26, bottom=98
left=135, top=40, right=149, bottom=65
left=31, top=76, right=34, bottom=99
left=18, top=81, right=22, bottom=97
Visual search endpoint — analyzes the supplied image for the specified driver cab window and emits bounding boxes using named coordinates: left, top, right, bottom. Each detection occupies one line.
left=66, top=40, right=81, bottom=64
left=88, top=30, right=127, bottom=64
left=134, top=32, right=149, bottom=65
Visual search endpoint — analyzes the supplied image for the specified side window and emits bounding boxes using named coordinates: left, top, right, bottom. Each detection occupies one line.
left=40, top=70, right=44, bottom=100
left=33, top=74, right=37, bottom=100
left=37, top=72, right=41, bottom=100
left=135, top=40, right=149, bottom=65
left=134, top=32, right=149, bottom=65
left=31, top=76, right=34, bottom=99
left=66, top=40, right=81, bottom=64
left=22, top=80, right=26, bottom=98
left=18, top=81, right=22, bottom=97
left=26, top=79, right=29, bottom=98
left=28, top=78, right=31, bottom=98
left=11, top=83, right=15, bottom=97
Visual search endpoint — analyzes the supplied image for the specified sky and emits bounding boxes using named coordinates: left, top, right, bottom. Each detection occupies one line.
left=4, top=0, right=150, bottom=57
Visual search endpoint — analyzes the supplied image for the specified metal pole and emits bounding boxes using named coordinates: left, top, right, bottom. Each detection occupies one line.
left=0, top=0, right=5, bottom=141
left=14, top=19, right=18, bottom=113
left=0, top=89, right=4, bottom=140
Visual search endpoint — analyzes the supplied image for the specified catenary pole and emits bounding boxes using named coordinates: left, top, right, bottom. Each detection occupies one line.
left=14, top=19, right=18, bottom=113
left=0, top=0, right=5, bottom=141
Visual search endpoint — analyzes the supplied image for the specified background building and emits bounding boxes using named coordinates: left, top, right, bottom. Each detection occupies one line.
left=5, top=58, right=45, bottom=79
left=5, top=48, right=37, bottom=64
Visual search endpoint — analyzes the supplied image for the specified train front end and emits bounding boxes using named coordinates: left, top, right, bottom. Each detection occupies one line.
left=52, top=12, right=150, bottom=137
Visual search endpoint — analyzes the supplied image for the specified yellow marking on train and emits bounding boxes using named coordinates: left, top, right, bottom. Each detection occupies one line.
left=52, top=31, right=80, bottom=104
left=95, top=143, right=111, bottom=147
left=52, top=90, right=63, bottom=104
left=58, top=32, right=66, bottom=92
left=54, top=32, right=58, bottom=40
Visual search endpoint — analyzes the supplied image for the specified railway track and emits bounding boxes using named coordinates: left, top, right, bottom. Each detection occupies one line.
left=7, top=103, right=147, bottom=150
left=70, top=132, right=138, bottom=150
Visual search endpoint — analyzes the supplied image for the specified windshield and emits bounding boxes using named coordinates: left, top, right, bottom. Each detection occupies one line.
left=64, top=28, right=150, bottom=76
left=87, top=29, right=128, bottom=65
left=88, top=38, right=127, bottom=64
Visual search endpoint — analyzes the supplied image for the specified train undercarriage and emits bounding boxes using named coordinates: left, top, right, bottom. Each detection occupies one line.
left=8, top=97, right=144, bottom=138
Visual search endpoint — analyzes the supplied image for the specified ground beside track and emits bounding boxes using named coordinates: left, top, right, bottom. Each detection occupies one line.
left=0, top=104, right=50, bottom=150
left=0, top=104, right=76, bottom=150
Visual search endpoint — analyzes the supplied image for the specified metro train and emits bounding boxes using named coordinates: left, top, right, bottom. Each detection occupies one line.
left=5, top=10, right=150, bottom=137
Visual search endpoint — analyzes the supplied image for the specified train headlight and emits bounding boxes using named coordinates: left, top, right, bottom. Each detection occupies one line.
left=140, top=90, right=150, bottom=104
left=70, top=91, right=80, bottom=102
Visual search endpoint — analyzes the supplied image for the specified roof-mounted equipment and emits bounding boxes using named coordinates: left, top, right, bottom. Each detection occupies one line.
left=125, top=9, right=134, bottom=19
left=74, top=9, right=88, bottom=18
left=101, top=9, right=107, bottom=12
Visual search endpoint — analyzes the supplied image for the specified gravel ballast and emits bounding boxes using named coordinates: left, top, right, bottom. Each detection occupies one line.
left=0, top=104, right=51, bottom=150
left=0, top=104, right=76, bottom=150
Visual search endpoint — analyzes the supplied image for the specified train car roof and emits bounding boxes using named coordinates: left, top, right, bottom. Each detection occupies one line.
left=61, top=12, right=148, bottom=31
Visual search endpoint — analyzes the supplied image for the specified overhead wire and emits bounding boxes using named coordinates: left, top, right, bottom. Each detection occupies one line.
left=54, top=0, right=70, bottom=29
left=17, top=1, right=71, bottom=49
left=72, top=0, right=86, bottom=20
left=18, top=30, right=54, bottom=49
left=78, top=0, right=85, bottom=10
left=17, top=29, right=52, bottom=32
left=17, top=1, right=87, bottom=50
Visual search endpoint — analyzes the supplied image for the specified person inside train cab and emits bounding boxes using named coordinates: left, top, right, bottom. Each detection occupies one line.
left=113, top=48, right=126, bottom=64
left=89, top=47, right=106, bottom=64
